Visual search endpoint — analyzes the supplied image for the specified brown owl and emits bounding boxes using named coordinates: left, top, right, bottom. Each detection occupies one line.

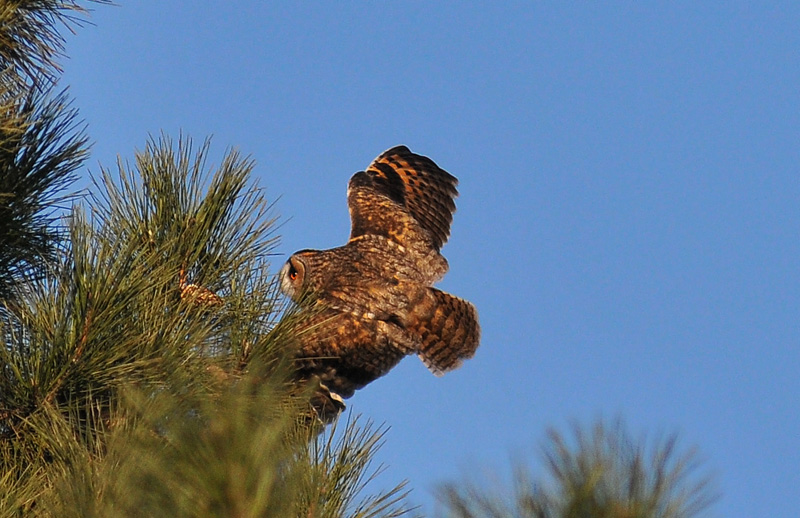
left=280, top=146, right=480, bottom=414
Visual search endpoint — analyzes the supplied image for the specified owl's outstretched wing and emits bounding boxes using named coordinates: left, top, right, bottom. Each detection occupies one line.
left=347, top=146, right=458, bottom=251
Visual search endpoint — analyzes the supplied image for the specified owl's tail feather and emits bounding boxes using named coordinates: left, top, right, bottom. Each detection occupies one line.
left=415, top=288, right=480, bottom=376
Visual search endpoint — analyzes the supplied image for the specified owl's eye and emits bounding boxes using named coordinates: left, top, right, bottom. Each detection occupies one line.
left=289, top=265, right=298, bottom=281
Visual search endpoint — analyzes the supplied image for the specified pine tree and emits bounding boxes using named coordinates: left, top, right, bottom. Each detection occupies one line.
left=436, top=419, right=716, bottom=518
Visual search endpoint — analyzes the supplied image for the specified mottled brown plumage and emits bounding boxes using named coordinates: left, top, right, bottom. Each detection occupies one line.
left=280, top=146, right=480, bottom=412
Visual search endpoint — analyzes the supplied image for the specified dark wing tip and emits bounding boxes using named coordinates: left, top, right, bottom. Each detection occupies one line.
left=349, top=146, right=461, bottom=249
left=380, top=144, right=412, bottom=156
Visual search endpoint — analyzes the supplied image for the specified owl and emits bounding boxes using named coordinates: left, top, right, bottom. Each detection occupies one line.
left=280, top=146, right=480, bottom=416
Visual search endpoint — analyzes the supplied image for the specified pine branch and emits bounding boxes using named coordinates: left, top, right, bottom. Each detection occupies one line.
left=298, top=415, right=419, bottom=518
left=0, top=0, right=109, bottom=301
left=0, top=86, right=87, bottom=301
left=0, top=0, right=111, bottom=90
left=40, top=294, right=92, bottom=407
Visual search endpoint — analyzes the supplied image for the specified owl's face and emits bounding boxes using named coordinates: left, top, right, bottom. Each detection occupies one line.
left=279, top=254, right=308, bottom=301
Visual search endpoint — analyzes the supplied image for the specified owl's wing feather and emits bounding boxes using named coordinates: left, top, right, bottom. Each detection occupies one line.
left=348, top=146, right=458, bottom=251
left=410, top=288, right=481, bottom=376
left=292, top=305, right=411, bottom=399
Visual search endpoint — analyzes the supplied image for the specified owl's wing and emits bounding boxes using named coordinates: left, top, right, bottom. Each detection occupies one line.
left=291, top=305, right=413, bottom=399
left=347, top=146, right=458, bottom=251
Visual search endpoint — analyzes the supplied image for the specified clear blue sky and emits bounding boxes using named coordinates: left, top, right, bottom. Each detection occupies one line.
left=62, top=3, right=799, bottom=516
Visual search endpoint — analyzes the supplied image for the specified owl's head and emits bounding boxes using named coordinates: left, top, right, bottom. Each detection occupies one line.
left=279, top=252, right=312, bottom=301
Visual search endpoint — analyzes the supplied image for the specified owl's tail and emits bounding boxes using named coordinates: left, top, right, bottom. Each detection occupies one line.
left=413, top=288, right=480, bottom=376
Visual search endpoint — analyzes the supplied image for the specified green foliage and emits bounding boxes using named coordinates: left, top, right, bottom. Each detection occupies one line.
left=436, top=419, right=716, bottom=518
left=41, top=380, right=413, bottom=518
left=298, top=416, right=416, bottom=518
left=0, top=87, right=87, bottom=300
left=0, top=0, right=97, bottom=300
